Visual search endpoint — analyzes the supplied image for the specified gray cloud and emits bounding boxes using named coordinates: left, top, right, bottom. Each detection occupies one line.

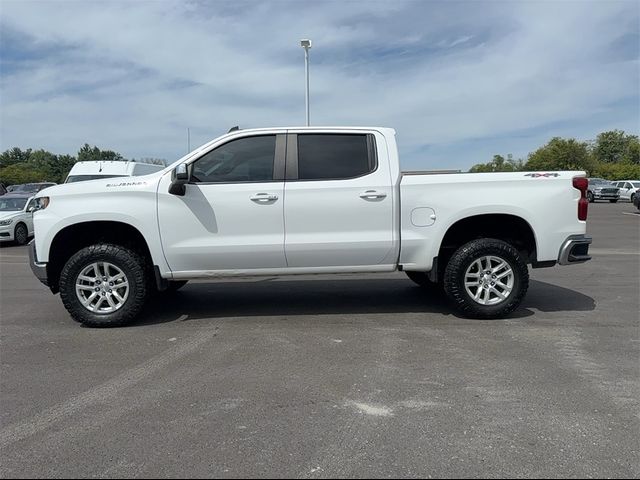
left=1, top=0, right=638, bottom=169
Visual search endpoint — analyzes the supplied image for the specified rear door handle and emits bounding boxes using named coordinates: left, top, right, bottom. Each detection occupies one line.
left=359, top=190, right=387, bottom=200
left=250, top=193, right=279, bottom=202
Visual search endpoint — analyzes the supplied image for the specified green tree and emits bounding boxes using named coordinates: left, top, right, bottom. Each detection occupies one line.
left=0, top=147, right=32, bottom=168
left=54, top=154, right=78, bottom=182
left=592, top=130, right=639, bottom=164
left=627, top=139, right=640, bottom=165
left=469, top=154, right=524, bottom=173
left=524, top=137, right=594, bottom=173
left=77, top=144, right=123, bottom=162
left=0, top=163, right=48, bottom=185
left=590, top=162, right=640, bottom=180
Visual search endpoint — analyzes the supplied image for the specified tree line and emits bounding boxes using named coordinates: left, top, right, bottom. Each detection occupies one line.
left=0, top=144, right=166, bottom=186
left=1, top=129, right=638, bottom=186
left=469, top=130, right=640, bottom=179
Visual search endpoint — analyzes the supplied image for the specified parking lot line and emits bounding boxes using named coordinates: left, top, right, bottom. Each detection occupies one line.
left=0, top=326, right=221, bottom=450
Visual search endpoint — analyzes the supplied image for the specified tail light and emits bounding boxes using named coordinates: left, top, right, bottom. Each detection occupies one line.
left=573, top=177, right=588, bottom=221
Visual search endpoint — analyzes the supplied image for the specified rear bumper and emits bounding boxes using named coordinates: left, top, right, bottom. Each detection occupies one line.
left=28, top=240, right=49, bottom=286
left=558, top=234, right=592, bottom=265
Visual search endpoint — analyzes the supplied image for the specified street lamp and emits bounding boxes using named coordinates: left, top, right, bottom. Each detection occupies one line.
left=300, top=39, right=312, bottom=126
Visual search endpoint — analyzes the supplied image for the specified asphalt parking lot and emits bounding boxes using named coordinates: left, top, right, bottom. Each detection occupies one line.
left=1, top=202, right=638, bottom=478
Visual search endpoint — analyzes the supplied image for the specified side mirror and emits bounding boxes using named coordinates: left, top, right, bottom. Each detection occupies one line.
left=169, top=164, right=189, bottom=196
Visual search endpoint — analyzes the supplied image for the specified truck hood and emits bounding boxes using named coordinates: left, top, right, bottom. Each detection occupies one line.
left=35, top=171, right=166, bottom=198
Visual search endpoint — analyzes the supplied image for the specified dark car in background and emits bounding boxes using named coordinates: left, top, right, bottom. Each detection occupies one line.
left=633, top=190, right=640, bottom=211
left=6, top=182, right=56, bottom=194
left=587, top=178, right=620, bottom=203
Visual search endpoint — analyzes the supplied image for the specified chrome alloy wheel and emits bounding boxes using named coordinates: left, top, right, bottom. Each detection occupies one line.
left=75, top=262, right=129, bottom=313
left=464, top=255, right=514, bottom=306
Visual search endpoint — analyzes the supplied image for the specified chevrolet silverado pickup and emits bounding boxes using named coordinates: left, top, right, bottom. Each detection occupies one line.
left=28, top=127, right=592, bottom=327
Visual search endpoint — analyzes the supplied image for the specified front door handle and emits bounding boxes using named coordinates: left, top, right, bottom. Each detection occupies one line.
left=250, top=193, right=279, bottom=202
left=359, top=190, right=387, bottom=200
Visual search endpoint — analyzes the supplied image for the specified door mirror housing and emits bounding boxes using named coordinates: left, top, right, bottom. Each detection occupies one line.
left=169, top=164, right=189, bottom=196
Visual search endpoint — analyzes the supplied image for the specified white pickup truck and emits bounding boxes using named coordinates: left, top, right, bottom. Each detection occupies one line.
left=28, top=127, right=592, bottom=327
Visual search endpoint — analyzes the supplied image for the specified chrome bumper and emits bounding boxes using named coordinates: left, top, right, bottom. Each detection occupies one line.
left=28, top=240, right=49, bottom=286
left=558, top=235, right=592, bottom=265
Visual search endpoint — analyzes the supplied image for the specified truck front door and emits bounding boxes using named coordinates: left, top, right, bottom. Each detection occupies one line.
left=158, top=134, right=287, bottom=274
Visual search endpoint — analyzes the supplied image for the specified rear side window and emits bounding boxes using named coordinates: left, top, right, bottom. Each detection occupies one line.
left=297, top=134, right=375, bottom=180
left=192, top=135, right=276, bottom=183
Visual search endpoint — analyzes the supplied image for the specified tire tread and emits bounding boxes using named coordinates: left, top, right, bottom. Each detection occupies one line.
left=59, top=243, right=148, bottom=327
left=443, top=238, right=529, bottom=319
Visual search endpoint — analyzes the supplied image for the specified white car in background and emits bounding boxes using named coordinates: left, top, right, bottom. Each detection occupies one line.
left=65, top=160, right=164, bottom=183
left=0, top=194, right=39, bottom=245
left=612, top=180, right=640, bottom=203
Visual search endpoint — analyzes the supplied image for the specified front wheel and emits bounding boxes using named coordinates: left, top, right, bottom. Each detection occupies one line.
left=443, top=239, right=529, bottom=319
left=59, top=244, right=149, bottom=327
left=14, top=223, right=28, bottom=245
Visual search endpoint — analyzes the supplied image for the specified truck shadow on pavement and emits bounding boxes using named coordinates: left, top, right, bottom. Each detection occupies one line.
left=133, top=278, right=596, bottom=326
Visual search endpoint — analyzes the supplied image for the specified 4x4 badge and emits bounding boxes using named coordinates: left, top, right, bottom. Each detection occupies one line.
left=524, top=173, right=560, bottom=178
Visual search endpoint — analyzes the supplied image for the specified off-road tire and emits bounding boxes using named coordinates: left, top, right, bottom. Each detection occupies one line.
left=443, top=238, right=529, bottom=319
left=59, top=244, right=148, bottom=327
left=14, top=223, right=28, bottom=245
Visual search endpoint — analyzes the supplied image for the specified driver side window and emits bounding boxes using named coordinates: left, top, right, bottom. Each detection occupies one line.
left=26, top=198, right=37, bottom=212
left=191, top=135, right=276, bottom=183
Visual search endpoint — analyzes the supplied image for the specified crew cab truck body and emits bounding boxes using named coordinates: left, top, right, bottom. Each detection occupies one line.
left=29, top=127, right=592, bottom=327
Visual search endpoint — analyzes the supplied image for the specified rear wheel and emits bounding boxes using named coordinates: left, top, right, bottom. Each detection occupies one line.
left=59, top=244, right=149, bottom=327
left=630, top=192, right=636, bottom=203
left=443, top=238, right=529, bottom=319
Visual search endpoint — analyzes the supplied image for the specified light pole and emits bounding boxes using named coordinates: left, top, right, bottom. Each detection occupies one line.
left=300, top=39, right=312, bottom=126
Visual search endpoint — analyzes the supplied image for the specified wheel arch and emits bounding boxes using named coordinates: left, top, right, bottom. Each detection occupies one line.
left=435, top=213, right=538, bottom=279
left=46, top=221, right=154, bottom=293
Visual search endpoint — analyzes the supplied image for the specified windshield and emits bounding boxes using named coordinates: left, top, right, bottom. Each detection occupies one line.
left=66, top=174, right=126, bottom=183
left=589, top=178, right=612, bottom=186
left=0, top=198, right=27, bottom=211
left=9, top=184, right=38, bottom=193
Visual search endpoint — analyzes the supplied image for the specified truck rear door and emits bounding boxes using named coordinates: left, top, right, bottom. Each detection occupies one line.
left=283, top=131, right=395, bottom=268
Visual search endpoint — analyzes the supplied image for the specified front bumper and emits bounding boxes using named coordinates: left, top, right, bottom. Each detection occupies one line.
left=28, top=240, right=49, bottom=286
left=593, top=192, right=619, bottom=200
left=0, top=225, right=14, bottom=242
left=558, top=235, right=592, bottom=265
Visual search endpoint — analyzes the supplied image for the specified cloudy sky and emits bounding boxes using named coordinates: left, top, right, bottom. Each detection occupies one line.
left=1, top=0, right=638, bottom=170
